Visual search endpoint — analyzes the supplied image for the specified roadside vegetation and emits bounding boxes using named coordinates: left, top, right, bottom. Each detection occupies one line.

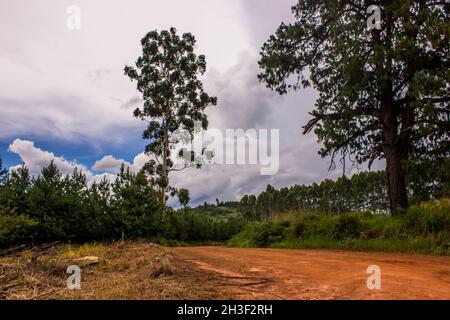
left=228, top=199, right=450, bottom=255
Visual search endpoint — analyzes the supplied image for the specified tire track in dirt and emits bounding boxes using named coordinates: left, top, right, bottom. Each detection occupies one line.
left=171, top=246, right=450, bottom=300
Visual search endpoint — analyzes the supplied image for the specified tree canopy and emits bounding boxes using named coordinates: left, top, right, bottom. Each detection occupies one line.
left=0, top=162, right=239, bottom=248
left=258, top=0, right=450, bottom=214
left=124, top=28, right=217, bottom=205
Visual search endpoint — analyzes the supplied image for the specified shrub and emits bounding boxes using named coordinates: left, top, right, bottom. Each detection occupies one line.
left=293, top=222, right=306, bottom=237
left=332, top=214, right=362, bottom=240
left=228, top=222, right=277, bottom=247
left=248, top=223, right=274, bottom=247
left=0, top=209, right=37, bottom=248
left=436, top=230, right=450, bottom=249
left=403, top=200, right=450, bottom=236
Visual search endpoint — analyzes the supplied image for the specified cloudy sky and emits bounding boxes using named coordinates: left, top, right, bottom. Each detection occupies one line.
left=0, top=0, right=382, bottom=205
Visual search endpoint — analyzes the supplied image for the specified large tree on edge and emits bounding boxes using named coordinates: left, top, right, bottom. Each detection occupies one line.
left=125, top=28, right=217, bottom=205
left=258, top=0, right=450, bottom=214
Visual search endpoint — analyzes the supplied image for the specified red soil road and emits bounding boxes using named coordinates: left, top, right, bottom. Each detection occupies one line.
left=171, top=246, right=450, bottom=300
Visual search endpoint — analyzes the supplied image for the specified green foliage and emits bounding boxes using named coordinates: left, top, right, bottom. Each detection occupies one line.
left=161, top=209, right=244, bottom=243
left=227, top=220, right=291, bottom=248
left=192, top=201, right=240, bottom=219
left=0, top=208, right=37, bottom=248
left=229, top=200, right=450, bottom=254
left=124, top=28, right=217, bottom=204
left=227, top=222, right=277, bottom=248
left=178, top=188, right=190, bottom=208
left=0, top=156, right=7, bottom=183
left=407, top=156, right=450, bottom=203
left=0, top=162, right=241, bottom=249
left=110, top=165, right=161, bottom=238
left=258, top=1, right=450, bottom=213
left=239, top=165, right=449, bottom=220
left=240, top=171, right=389, bottom=219
left=332, top=214, right=362, bottom=240
left=402, top=200, right=450, bottom=236
left=0, top=165, right=31, bottom=215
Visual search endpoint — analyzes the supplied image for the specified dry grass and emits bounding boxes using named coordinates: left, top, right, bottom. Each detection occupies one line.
left=59, top=243, right=107, bottom=260
left=0, top=241, right=232, bottom=300
left=0, top=245, right=66, bottom=299
left=149, top=253, right=175, bottom=278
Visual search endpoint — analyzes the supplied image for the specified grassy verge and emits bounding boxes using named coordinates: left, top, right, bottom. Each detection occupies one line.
left=228, top=199, right=450, bottom=255
left=147, top=237, right=225, bottom=247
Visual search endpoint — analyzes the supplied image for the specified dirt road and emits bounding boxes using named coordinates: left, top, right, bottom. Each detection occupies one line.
left=2, top=242, right=449, bottom=300
left=172, top=247, right=450, bottom=300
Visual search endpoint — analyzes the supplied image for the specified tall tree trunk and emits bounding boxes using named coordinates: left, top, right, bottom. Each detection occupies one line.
left=381, top=95, right=410, bottom=215
left=160, top=127, right=169, bottom=206
left=373, top=11, right=410, bottom=215
left=384, top=145, right=409, bottom=215
left=159, top=188, right=166, bottom=205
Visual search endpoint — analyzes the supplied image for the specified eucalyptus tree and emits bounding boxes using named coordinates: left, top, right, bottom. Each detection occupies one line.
left=258, top=1, right=450, bottom=214
left=178, top=188, right=190, bottom=208
left=125, top=28, right=217, bottom=205
left=0, top=156, right=7, bottom=183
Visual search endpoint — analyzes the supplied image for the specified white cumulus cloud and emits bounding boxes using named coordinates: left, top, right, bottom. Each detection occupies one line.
left=8, top=139, right=90, bottom=178
left=8, top=139, right=120, bottom=184
left=92, top=153, right=150, bottom=174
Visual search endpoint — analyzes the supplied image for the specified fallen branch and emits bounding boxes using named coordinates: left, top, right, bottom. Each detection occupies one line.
left=0, top=242, right=61, bottom=258
left=0, top=245, right=27, bottom=257
left=34, top=242, right=61, bottom=251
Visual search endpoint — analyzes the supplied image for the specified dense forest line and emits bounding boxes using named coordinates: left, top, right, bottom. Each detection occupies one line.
left=1, top=156, right=449, bottom=249
left=0, top=160, right=242, bottom=249
left=238, top=158, right=450, bottom=221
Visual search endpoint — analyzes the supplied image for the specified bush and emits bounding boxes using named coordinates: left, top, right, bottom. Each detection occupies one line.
left=293, top=221, right=306, bottom=237
left=332, top=214, right=362, bottom=240
left=247, top=223, right=273, bottom=247
left=228, top=222, right=278, bottom=247
left=436, top=231, right=450, bottom=249
left=402, top=200, right=450, bottom=236
left=0, top=209, right=37, bottom=248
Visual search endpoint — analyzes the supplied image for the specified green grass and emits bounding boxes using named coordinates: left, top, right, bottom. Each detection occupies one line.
left=149, top=237, right=225, bottom=247
left=228, top=199, right=450, bottom=255
left=270, top=237, right=449, bottom=255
